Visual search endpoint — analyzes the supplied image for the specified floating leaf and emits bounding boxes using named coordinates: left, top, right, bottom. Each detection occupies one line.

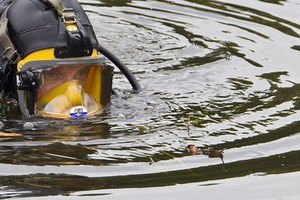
left=201, top=148, right=224, bottom=157
left=186, top=144, right=201, bottom=154
left=186, top=144, right=227, bottom=172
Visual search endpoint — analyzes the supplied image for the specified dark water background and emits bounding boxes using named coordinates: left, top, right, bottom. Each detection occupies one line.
left=1, top=0, right=300, bottom=199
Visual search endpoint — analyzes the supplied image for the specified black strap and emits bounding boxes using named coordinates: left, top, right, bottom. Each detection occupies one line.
left=0, top=3, right=20, bottom=64
left=0, top=1, right=19, bottom=92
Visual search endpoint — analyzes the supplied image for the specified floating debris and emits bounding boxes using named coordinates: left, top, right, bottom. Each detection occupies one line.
left=186, top=144, right=201, bottom=154
left=187, top=144, right=224, bottom=156
left=187, top=144, right=227, bottom=172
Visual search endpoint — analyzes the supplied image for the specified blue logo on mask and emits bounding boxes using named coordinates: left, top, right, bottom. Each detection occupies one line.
left=69, top=106, right=88, bottom=117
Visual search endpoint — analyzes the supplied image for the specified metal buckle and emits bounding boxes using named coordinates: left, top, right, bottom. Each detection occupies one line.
left=3, top=48, right=20, bottom=64
left=9, top=51, right=21, bottom=64
left=62, top=8, right=76, bottom=25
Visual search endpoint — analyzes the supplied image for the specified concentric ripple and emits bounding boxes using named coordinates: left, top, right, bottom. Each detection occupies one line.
left=1, top=0, right=300, bottom=199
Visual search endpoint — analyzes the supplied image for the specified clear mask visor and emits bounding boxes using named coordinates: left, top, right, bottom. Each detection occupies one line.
left=17, top=58, right=113, bottom=118
left=37, top=64, right=102, bottom=118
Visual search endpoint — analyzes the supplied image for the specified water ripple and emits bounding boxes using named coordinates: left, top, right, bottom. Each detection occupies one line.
left=1, top=0, right=300, bottom=198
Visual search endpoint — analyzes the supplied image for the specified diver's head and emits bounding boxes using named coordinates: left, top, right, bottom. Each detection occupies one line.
left=0, top=0, right=114, bottom=118
left=16, top=50, right=113, bottom=118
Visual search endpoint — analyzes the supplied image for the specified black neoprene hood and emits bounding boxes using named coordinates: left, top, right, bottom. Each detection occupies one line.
left=6, top=0, right=99, bottom=59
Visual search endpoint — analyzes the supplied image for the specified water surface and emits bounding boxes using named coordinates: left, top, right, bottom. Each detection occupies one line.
left=1, top=0, right=300, bottom=199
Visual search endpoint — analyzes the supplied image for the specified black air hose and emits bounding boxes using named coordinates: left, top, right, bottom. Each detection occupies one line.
left=98, top=44, right=141, bottom=91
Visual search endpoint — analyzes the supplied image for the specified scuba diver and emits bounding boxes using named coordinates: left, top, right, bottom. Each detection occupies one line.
left=0, top=0, right=140, bottom=118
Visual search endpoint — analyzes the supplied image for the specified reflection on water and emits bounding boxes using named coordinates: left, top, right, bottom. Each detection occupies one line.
left=1, top=0, right=300, bottom=199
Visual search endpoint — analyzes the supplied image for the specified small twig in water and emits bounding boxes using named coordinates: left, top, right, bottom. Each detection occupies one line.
left=187, top=144, right=227, bottom=172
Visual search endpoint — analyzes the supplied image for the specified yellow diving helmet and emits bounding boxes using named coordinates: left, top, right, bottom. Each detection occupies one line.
left=0, top=0, right=139, bottom=119
left=1, top=0, right=115, bottom=118
left=16, top=49, right=113, bottom=118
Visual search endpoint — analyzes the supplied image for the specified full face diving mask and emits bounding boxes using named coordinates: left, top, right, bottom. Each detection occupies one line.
left=16, top=50, right=114, bottom=118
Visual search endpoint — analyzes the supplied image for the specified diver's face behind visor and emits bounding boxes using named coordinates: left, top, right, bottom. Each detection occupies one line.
left=16, top=52, right=113, bottom=118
